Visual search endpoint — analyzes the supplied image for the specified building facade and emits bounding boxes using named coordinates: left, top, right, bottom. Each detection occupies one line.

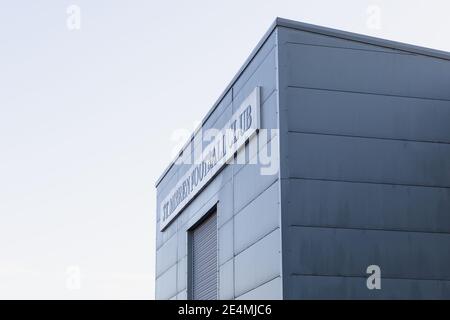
left=155, top=18, right=450, bottom=300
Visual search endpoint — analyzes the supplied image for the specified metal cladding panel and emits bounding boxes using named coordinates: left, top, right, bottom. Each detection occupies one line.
left=177, top=290, right=188, bottom=300
left=288, top=226, right=450, bottom=280
left=234, top=181, right=280, bottom=254
left=233, top=152, right=279, bottom=213
left=287, top=275, right=450, bottom=300
left=177, top=256, right=187, bottom=292
left=236, top=277, right=282, bottom=300
left=286, top=43, right=450, bottom=100
left=218, top=220, right=233, bottom=265
left=155, top=264, right=177, bottom=300
left=234, top=229, right=281, bottom=297
left=217, top=180, right=234, bottom=228
left=156, top=234, right=177, bottom=277
left=288, top=132, right=450, bottom=187
left=192, top=212, right=218, bottom=300
left=219, top=259, right=234, bottom=300
left=287, top=179, right=450, bottom=233
left=287, top=87, right=450, bottom=144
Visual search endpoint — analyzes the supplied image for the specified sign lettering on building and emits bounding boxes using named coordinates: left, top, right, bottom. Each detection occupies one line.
left=160, top=87, right=261, bottom=231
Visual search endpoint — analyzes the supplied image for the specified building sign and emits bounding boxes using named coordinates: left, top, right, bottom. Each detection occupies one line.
left=160, top=87, right=261, bottom=231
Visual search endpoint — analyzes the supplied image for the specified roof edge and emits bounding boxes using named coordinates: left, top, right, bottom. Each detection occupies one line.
left=275, top=17, right=450, bottom=61
left=156, top=17, right=450, bottom=187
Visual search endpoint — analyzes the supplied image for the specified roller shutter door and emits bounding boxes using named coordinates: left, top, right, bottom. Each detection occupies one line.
left=191, top=212, right=218, bottom=300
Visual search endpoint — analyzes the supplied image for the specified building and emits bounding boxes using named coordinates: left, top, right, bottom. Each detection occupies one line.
left=155, top=18, right=450, bottom=300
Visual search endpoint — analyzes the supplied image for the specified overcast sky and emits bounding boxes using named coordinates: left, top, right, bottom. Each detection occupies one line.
left=0, top=0, right=449, bottom=299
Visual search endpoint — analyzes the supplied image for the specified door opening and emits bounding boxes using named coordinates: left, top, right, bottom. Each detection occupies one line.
left=189, top=211, right=218, bottom=300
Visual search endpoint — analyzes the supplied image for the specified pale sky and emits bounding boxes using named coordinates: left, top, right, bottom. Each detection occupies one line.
left=0, top=0, right=449, bottom=299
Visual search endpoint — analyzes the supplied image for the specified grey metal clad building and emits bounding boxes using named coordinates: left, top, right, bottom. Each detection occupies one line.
left=155, top=18, right=450, bottom=300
